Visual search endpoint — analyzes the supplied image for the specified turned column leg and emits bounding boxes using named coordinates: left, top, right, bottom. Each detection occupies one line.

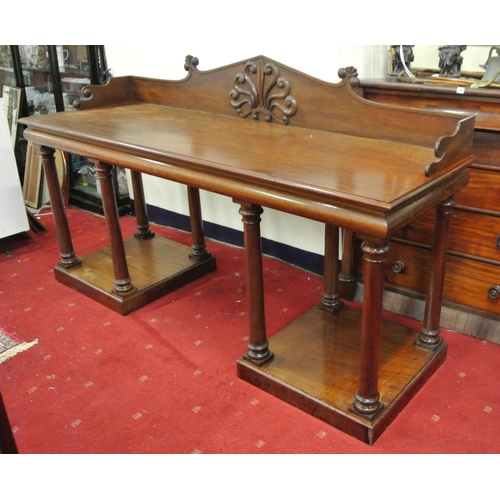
left=418, top=197, right=454, bottom=349
left=130, top=170, right=154, bottom=240
left=187, top=186, right=211, bottom=261
left=350, top=238, right=388, bottom=419
left=239, top=202, right=274, bottom=366
left=39, top=146, right=80, bottom=269
left=93, top=161, right=136, bottom=295
left=338, top=228, right=358, bottom=300
left=319, top=224, right=343, bottom=312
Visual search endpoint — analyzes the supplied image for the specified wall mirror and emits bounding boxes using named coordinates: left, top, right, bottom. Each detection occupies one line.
left=389, top=45, right=500, bottom=88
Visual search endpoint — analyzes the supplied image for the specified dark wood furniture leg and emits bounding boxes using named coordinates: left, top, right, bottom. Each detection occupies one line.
left=418, top=197, right=455, bottom=349
left=39, top=146, right=81, bottom=269
left=0, top=392, right=18, bottom=454
left=187, top=186, right=212, bottom=262
left=319, top=224, right=343, bottom=312
left=130, top=170, right=155, bottom=240
left=338, top=228, right=358, bottom=300
left=350, top=238, right=388, bottom=419
left=94, top=160, right=136, bottom=296
left=48, top=163, right=215, bottom=315
left=238, top=202, right=274, bottom=366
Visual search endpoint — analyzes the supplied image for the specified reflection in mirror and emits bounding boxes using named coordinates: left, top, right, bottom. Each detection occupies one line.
left=389, top=45, right=414, bottom=77
left=437, top=45, right=467, bottom=77
left=480, top=46, right=500, bottom=85
left=389, top=45, right=500, bottom=89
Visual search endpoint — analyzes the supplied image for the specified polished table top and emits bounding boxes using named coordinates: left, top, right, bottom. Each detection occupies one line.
left=20, top=57, right=476, bottom=238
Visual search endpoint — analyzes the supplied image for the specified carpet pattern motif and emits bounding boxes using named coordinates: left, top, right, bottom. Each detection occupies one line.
left=0, top=329, right=19, bottom=353
left=1, top=208, right=499, bottom=453
left=0, top=329, right=38, bottom=365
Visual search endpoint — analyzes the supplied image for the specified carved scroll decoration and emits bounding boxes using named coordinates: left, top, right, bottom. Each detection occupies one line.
left=229, top=59, right=298, bottom=124
left=73, top=87, right=92, bottom=109
left=338, top=66, right=360, bottom=88
left=184, top=55, right=199, bottom=71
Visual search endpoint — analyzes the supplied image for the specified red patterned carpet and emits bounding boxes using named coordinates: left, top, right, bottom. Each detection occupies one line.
left=1, top=207, right=500, bottom=454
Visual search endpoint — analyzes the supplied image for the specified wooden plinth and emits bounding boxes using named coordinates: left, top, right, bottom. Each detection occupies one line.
left=54, top=235, right=216, bottom=315
left=237, top=305, right=446, bottom=445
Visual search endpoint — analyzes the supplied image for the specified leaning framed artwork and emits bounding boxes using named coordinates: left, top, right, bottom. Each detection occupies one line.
left=23, top=142, right=43, bottom=208
left=23, top=143, right=67, bottom=209
left=2, top=85, right=22, bottom=147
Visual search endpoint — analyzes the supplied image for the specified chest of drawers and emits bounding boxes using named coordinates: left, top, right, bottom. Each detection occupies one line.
left=357, top=80, right=500, bottom=340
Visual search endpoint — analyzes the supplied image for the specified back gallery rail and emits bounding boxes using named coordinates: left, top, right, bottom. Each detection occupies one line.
left=19, top=55, right=475, bottom=444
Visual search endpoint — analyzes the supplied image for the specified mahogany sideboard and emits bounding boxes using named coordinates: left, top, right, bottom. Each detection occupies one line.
left=19, top=56, right=475, bottom=444
left=356, top=79, right=500, bottom=341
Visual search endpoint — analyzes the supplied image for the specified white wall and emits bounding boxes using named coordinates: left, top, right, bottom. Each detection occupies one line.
left=105, top=44, right=388, bottom=255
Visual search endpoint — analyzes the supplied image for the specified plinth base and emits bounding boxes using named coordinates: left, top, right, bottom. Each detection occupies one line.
left=237, top=305, right=446, bottom=445
left=54, top=235, right=216, bottom=315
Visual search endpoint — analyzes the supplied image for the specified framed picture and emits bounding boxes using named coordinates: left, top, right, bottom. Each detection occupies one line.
left=2, top=85, right=22, bottom=147
left=23, top=143, right=43, bottom=209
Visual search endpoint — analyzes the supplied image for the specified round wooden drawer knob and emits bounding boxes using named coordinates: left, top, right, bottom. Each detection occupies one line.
left=391, top=261, right=405, bottom=274
left=488, top=285, right=500, bottom=300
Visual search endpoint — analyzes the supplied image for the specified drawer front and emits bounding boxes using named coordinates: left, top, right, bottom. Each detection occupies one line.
left=394, top=208, right=500, bottom=263
left=471, top=130, right=500, bottom=167
left=360, top=86, right=500, bottom=132
left=455, top=167, right=500, bottom=214
left=380, top=241, right=500, bottom=316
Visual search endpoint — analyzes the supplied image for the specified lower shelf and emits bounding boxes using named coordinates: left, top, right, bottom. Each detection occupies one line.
left=54, top=235, right=216, bottom=315
left=237, top=305, right=446, bottom=445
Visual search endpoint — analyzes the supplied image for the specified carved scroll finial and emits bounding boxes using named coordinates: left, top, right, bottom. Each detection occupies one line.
left=229, top=58, right=298, bottom=124
left=184, top=55, right=199, bottom=71
left=338, top=67, right=359, bottom=88
left=73, top=87, right=93, bottom=109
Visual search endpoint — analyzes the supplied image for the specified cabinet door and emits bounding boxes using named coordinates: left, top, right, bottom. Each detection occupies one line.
left=13, top=45, right=128, bottom=216
left=18, top=45, right=91, bottom=114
